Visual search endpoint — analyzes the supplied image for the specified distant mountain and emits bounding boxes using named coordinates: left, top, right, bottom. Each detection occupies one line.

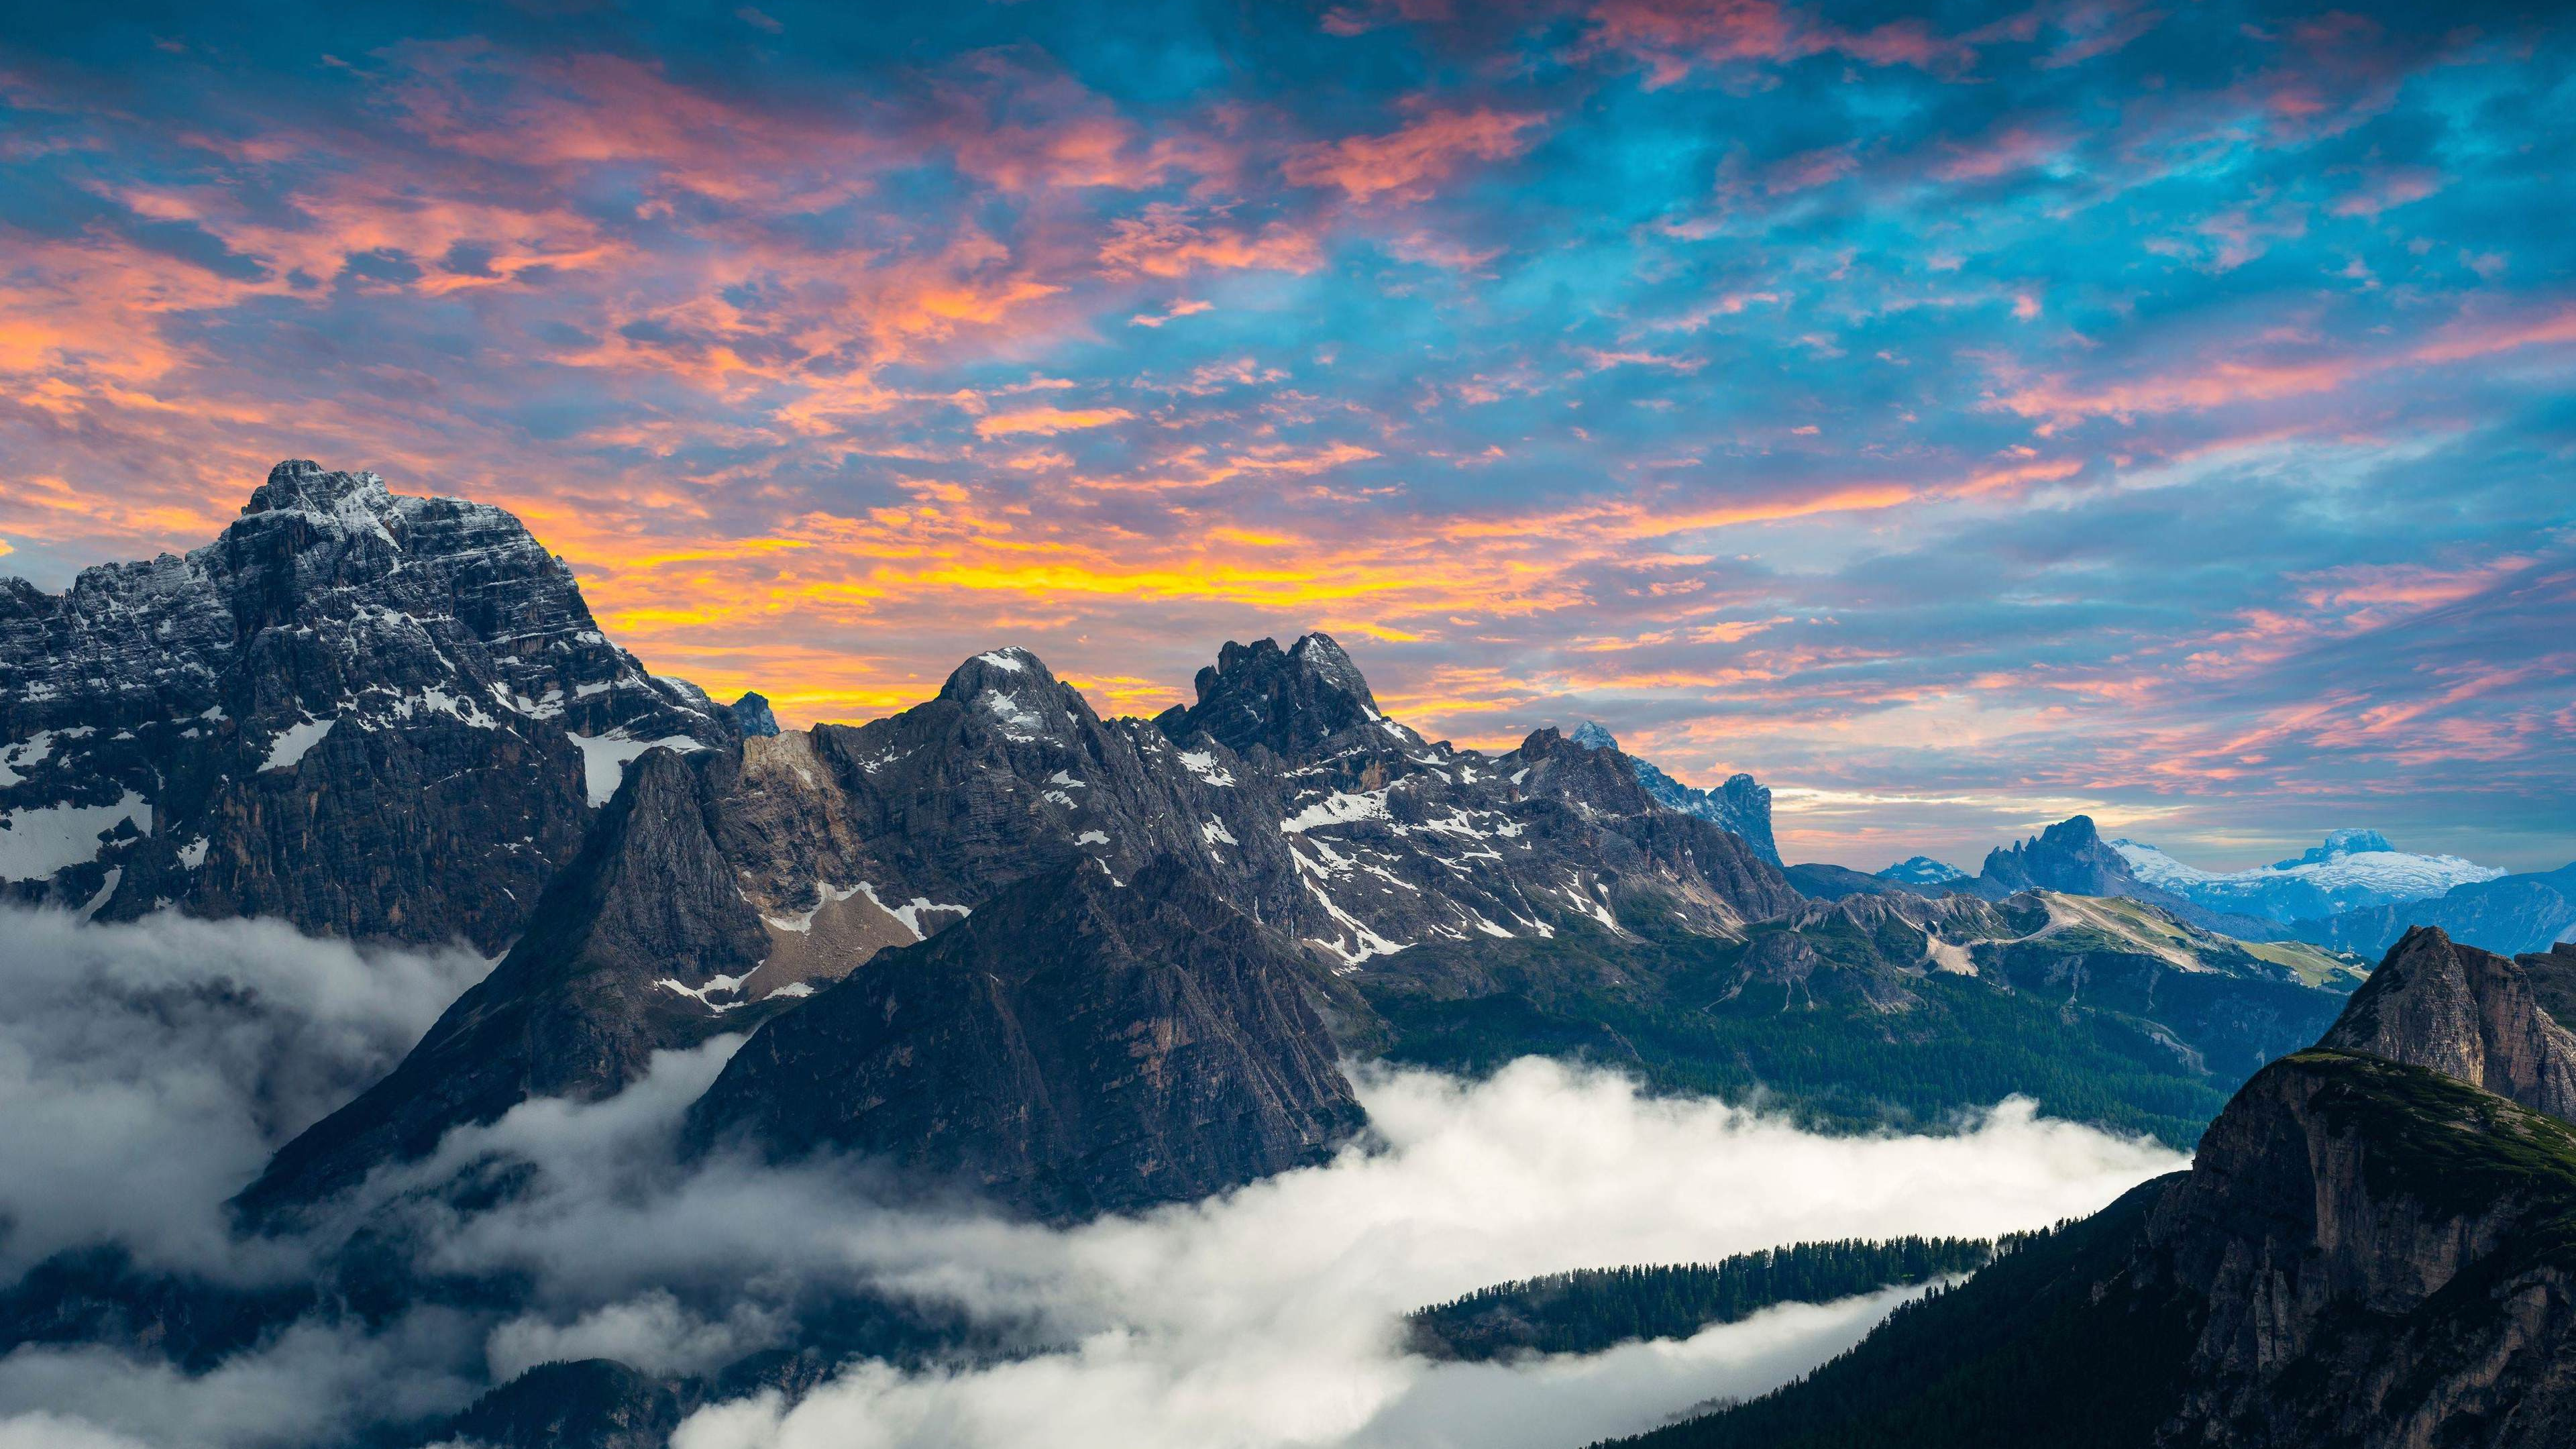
left=1878, top=855, right=1968, bottom=885
left=2110, top=828, right=2506, bottom=924
left=2293, top=861, right=2576, bottom=960
left=1568, top=721, right=1780, bottom=865
left=1360, top=885, right=2362, bottom=1148
left=1947, top=815, right=2284, bottom=939
left=726, top=690, right=781, bottom=737
left=1611, top=928, right=2576, bottom=1449
left=0, top=460, right=733, bottom=953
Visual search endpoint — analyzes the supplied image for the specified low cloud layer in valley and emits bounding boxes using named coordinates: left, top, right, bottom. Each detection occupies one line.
left=0, top=912, right=2186, bottom=1449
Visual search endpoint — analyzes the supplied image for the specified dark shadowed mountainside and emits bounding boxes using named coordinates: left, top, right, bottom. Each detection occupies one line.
left=1607, top=927, right=2576, bottom=1449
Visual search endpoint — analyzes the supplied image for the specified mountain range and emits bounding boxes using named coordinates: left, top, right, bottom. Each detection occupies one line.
left=2113, top=827, right=2508, bottom=924
left=3, top=461, right=2567, bottom=1447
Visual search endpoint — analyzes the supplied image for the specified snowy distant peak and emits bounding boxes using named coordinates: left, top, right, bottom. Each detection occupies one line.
left=1569, top=720, right=1620, bottom=752
left=2110, top=831, right=2508, bottom=926
left=1878, top=855, right=1969, bottom=885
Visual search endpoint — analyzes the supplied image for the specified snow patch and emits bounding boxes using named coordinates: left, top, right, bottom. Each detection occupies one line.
left=1282, top=790, right=1391, bottom=834
left=570, top=731, right=708, bottom=808
left=0, top=732, right=58, bottom=787
left=1177, top=751, right=1234, bottom=787
left=854, top=882, right=971, bottom=942
left=978, top=689, right=1051, bottom=741
left=0, top=791, right=153, bottom=881
left=976, top=650, right=1028, bottom=672
left=260, top=717, right=337, bottom=773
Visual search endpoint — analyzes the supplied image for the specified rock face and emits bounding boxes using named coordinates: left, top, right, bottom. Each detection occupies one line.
left=1615, top=927, right=2576, bottom=1449
left=235, top=747, right=774, bottom=1221
left=0, top=460, right=732, bottom=953
left=2295, top=861, right=2576, bottom=960
left=684, top=858, right=1366, bottom=1221
left=2318, top=926, right=2576, bottom=1121
left=1565, top=720, right=1780, bottom=865
left=2143, top=1049, right=2576, bottom=1446
left=727, top=692, right=781, bottom=737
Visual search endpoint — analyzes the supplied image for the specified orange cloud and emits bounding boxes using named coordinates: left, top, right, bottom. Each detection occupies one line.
left=1281, top=107, right=1546, bottom=202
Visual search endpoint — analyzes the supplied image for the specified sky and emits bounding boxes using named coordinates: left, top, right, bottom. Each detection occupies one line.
left=2, top=0, right=2571, bottom=872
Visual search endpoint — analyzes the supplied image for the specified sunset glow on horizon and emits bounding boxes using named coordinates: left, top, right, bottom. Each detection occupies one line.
left=3, top=0, right=2571, bottom=872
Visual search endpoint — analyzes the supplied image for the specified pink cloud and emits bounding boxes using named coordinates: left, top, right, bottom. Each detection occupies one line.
left=1281, top=106, right=1547, bottom=202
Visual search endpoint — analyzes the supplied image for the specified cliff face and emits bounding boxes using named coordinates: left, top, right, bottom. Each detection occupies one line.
left=682, top=857, right=1366, bottom=1222
left=2147, top=1049, right=2576, bottom=1448
left=2319, top=926, right=2576, bottom=1122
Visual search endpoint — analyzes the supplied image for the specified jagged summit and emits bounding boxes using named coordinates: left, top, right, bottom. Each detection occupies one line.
left=1570, top=720, right=1620, bottom=751
left=728, top=691, right=780, bottom=738
left=2316, top=925, right=2576, bottom=1122
left=1157, top=631, right=1400, bottom=761
left=239, top=458, right=392, bottom=517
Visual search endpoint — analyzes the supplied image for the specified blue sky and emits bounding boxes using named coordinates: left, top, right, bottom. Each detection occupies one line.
left=2, top=0, right=2571, bottom=869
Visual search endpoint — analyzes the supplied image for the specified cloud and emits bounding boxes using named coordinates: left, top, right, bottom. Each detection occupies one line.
left=0, top=908, right=489, bottom=1278
left=0, top=916, right=2182, bottom=1448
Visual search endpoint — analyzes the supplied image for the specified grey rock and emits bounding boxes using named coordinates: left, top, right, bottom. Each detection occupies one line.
left=2318, top=926, right=2576, bottom=1123
left=684, top=857, right=1366, bottom=1222
left=0, top=460, right=731, bottom=953
left=727, top=692, right=781, bottom=737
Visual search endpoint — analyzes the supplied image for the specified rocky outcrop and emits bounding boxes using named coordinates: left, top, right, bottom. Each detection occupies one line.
left=684, top=857, right=1365, bottom=1221
left=2142, top=1047, right=2576, bottom=1447
left=727, top=691, right=781, bottom=737
left=2318, top=926, right=2576, bottom=1122
left=1962, top=815, right=2282, bottom=939
left=1974, top=814, right=2146, bottom=897
left=0, top=460, right=731, bottom=952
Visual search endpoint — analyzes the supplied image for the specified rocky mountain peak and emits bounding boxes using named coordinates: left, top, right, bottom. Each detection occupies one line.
left=1976, top=814, right=2135, bottom=896
left=239, top=458, right=394, bottom=521
left=1165, top=631, right=1391, bottom=760
left=937, top=646, right=1060, bottom=701
left=2316, top=925, right=2576, bottom=1122
left=1569, top=720, right=1619, bottom=751
left=727, top=692, right=781, bottom=738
